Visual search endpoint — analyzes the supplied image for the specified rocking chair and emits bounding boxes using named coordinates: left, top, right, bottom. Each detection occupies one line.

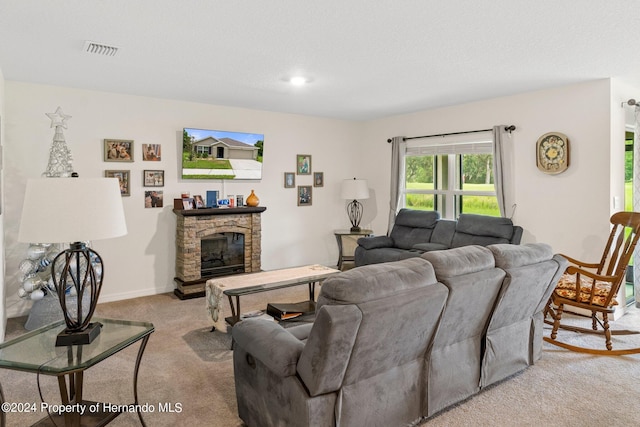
left=544, top=211, right=640, bottom=355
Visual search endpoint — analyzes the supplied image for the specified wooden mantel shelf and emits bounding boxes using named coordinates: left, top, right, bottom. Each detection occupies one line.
left=173, top=206, right=267, bottom=216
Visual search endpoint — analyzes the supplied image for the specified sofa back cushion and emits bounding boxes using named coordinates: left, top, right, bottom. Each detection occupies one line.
left=480, top=243, right=568, bottom=386
left=307, top=258, right=449, bottom=425
left=390, top=209, right=440, bottom=249
left=451, top=214, right=515, bottom=248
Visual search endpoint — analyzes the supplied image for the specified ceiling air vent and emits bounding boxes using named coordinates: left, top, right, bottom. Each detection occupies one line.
left=83, top=41, right=119, bottom=57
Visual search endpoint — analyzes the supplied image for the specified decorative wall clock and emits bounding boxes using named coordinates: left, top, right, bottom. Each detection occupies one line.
left=536, top=132, right=569, bottom=175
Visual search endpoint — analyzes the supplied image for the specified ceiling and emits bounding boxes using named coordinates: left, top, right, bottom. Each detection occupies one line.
left=1, top=0, right=640, bottom=121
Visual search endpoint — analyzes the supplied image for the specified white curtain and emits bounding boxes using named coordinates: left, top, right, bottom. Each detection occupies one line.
left=634, top=107, right=640, bottom=307
left=492, top=125, right=515, bottom=218
left=388, top=136, right=405, bottom=234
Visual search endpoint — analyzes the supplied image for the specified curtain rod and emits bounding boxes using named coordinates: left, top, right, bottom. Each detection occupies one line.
left=386, top=125, right=516, bottom=143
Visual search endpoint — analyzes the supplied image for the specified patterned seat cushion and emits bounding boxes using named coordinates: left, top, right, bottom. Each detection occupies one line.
left=554, top=273, right=617, bottom=306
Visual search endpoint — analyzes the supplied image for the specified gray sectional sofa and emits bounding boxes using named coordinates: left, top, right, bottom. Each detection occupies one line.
left=355, top=208, right=523, bottom=266
left=231, top=243, right=567, bottom=427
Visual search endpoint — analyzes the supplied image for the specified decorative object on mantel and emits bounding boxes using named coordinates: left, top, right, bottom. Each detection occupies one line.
left=536, top=132, right=569, bottom=175
left=246, top=189, right=260, bottom=207
left=18, top=177, right=127, bottom=346
left=341, top=178, right=370, bottom=231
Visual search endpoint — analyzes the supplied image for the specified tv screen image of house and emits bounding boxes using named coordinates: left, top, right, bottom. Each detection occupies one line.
left=182, top=128, right=264, bottom=180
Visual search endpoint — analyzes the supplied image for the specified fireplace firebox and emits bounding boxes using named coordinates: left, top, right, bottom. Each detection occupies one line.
left=200, top=232, right=245, bottom=278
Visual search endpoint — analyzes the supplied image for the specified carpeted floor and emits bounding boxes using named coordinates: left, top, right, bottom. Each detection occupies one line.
left=1, top=288, right=639, bottom=427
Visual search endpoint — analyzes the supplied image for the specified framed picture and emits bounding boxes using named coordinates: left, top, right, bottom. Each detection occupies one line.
left=298, top=185, right=312, bottom=206
left=182, top=198, right=194, bottom=210
left=193, top=195, right=205, bottom=208
left=143, top=170, right=164, bottom=187
left=284, top=172, right=295, bottom=188
left=296, top=154, right=311, bottom=175
left=104, top=170, right=130, bottom=197
left=142, top=143, right=161, bottom=161
left=313, top=172, right=324, bottom=187
left=104, top=139, right=134, bottom=162
left=145, top=190, right=163, bottom=208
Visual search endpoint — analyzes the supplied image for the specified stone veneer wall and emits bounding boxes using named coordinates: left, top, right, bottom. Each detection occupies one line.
left=175, top=211, right=262, bottom=283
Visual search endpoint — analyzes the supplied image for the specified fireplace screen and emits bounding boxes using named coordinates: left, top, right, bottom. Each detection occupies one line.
left=201, top=233, right=245, bottom=278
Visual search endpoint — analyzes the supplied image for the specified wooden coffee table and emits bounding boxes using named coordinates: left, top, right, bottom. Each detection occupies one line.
left=205, top=264, right=340, bottom=332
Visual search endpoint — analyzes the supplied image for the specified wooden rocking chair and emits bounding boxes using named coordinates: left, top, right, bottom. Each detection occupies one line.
left=544, top=211, right=640, bottom=355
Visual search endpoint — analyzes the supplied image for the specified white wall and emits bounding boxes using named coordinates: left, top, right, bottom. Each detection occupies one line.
left=360, top=79, right=628, bottom=263
left=3, top=82, right=361, bottom=317
left=0, top=67, right=5, bottom=337
left=4, top=78, right=638, bottom=319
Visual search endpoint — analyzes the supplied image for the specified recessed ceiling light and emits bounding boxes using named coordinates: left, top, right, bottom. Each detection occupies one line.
left=290, top=76, right=307, bottom=86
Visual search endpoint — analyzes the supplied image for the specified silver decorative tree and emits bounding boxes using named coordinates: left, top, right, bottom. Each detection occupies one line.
left=43, top=106, right=74, bottom=177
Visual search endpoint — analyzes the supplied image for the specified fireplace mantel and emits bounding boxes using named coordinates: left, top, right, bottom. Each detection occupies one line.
left=173, top=206, right=266, bottom=299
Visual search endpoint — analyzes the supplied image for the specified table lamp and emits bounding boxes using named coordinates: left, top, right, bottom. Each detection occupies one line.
left=18, top=177, right=127, bottom=346
left=341, top=178, right=370, bottom=232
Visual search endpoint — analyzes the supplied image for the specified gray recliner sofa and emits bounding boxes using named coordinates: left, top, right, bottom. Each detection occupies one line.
left=231, top=243, right=567, bottom=427
left=354, top=208, right=523, bottom=266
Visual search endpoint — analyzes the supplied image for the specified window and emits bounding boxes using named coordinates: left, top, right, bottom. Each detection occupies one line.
left=401, top=133, right=500, bottom=219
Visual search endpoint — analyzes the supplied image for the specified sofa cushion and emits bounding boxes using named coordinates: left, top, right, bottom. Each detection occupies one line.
left=318, top=257, right=438, bottom=306
left=412, top=242, right=449, bottom=252
left=421, top=245, right=495, bottom=278
left=390, top=209, right=440, bottom=249
left=356, top=235, right=393, bottom=250
left=451, top=214, right=514, bottom=248
left=488, top=243, right=553, bottom=269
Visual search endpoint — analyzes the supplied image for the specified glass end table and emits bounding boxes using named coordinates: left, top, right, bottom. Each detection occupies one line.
left=0, top=317, right=154, bottom=427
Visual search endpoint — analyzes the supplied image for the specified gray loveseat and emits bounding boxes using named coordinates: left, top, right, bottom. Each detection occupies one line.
left=355, top=208, right=523, bottom=266
left=231, top=243, right=567, bottom=427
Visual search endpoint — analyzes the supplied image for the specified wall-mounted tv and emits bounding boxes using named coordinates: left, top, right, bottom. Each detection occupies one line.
left=182, top=128, right=264, bottom=180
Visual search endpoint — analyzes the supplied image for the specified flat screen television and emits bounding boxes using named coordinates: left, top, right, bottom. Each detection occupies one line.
left=182, top=128, right=264, bottom=180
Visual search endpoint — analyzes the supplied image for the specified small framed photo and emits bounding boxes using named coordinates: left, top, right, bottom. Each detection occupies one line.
left=145, top=190, right=163, bottom=208
left=142, top=143, right=161, bottom=161
left=284, top=172, right=295, bottom=188
left=105, top=170, right=130, bottom=197
left=104, top=139, right=134, bottom=162
left=182, top=198, right=194, bottom=210
left=298, top=185, right=312, bottom=206
left=313, top=172, right=324, bottom=187
left=143, top=170, right=164, bottom=187
left=193, top=195, right=205, bottom=208
left=296, top=154, right=311, bottom=175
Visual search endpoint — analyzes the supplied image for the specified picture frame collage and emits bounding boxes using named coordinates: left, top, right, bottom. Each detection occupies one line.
left=285, top=154, right=323, bottom=206
left=103, top=139, right=165, bottom=208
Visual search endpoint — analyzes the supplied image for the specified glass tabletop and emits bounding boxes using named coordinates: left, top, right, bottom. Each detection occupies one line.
left=0, top=318, right=154, bottom=375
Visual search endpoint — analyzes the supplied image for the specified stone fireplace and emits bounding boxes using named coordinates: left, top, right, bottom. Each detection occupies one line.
left=173, top=206, right=266, bottom=299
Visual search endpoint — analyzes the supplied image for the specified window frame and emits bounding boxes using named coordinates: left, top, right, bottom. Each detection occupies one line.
left=400, top=132, right=497, bottom=219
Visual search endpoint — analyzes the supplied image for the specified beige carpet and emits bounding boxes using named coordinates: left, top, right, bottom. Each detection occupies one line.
left=1, top=288, right=639, bottom=427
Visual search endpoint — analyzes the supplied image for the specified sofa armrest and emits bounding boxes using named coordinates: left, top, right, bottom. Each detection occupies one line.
left=357, top=235, right=394, bottom=250
left=231, top=319, right=304, bottom=377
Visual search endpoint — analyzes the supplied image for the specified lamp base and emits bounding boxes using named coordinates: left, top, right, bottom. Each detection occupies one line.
left=350, top=226, right=362, bottom=232
left=55, top=322, right=103, bottom=347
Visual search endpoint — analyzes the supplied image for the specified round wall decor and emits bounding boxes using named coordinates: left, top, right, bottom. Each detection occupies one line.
left=536, top=132, right=569, bottom=175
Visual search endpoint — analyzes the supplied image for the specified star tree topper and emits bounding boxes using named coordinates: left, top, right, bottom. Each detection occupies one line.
left=46, top=106, right=72, bottom=129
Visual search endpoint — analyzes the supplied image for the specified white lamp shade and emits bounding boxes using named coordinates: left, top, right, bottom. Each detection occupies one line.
left=18, top=178, right=128, bottom=244
left=341, top=179, right=370, bottom=200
